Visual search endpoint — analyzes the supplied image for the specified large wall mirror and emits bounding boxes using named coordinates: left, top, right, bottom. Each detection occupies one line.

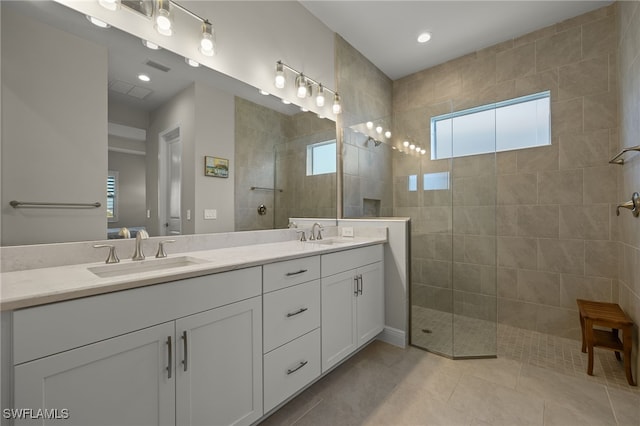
left=1, top=0, right=337, bottom=246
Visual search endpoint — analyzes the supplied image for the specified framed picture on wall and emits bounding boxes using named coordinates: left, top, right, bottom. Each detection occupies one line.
left=204, top=156, right=229, bottom=178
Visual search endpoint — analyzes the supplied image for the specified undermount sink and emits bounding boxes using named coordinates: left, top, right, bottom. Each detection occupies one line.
left=89, top=256, right=208, bottom=278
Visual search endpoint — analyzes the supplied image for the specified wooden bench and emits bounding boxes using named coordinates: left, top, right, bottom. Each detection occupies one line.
left=577, top=299, right=635, bottom=386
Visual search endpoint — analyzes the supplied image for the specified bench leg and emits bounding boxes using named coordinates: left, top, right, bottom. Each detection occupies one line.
left=622, top=327, right=636, bottom=386
left=579, top=312, right=586, bottom=353
left=586, top=319, right=595, bottom=376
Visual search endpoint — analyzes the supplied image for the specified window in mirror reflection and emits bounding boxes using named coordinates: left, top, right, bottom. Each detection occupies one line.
left=107, top=171, right=118, bottom=222
left=423, top=172, right=450, bottom=191
left=408, top=175, right=418, bottom=192
left=306, top=140, right=336, bottom=176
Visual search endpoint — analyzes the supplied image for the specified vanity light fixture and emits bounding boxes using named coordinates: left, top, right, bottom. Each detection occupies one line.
left=375, top=125, right=383, bottom=134
left=185, top=58, right=200, bottom=67
left=385, top=130, right=392, bottom=138
left=409, top=144, right=416, bottom=150
left=142, top=40, right=160, bottom=50
left=199, top=20, right=215, bottom=56
left=366, top=121, right=374, bottom=129
left=87, top=15, right=110, bottom=28
left=98, top=0, right=120, bottom=11
left=420, top=149, right=427, bottom=155
left=332, top=94, right=342, bottom=115
left=155, top=0, right=173, bottom=36
left=275, top=62, right=286, bottom=89
left=274, top=60, right=341, bottom=114
left=316, top=84, right=325, bottom=107
left=403, top=140, right=410, bottom=147
left=417, top=32, right=432, bottom=43
left=296, top=74, right=309, bottom=98
left=138, top=73, right=151, bottom=82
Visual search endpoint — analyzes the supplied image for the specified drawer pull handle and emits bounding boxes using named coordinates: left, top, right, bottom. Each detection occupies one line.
left=286, top=269, right=308, bottom=276
left=181, top=331, right=188, bottom=372
left=286, top=307, right=308, bottom=318
left=354, top=276, right=359, bottom=296
left=358, top=274, right=363, bottom=295
left=286, top=360, right=308, bottom=375
left=167, top=336, right=172, bottom=379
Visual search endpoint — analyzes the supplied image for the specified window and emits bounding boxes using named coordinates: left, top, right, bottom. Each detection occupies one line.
left=423, top=172, right=450, bottom=191
left=107, top=171, right=118, bottom=222
left=306, top=140, right=336, bottom=176
left=408, top=175, right=417, bottom=192
left=431, top=91, right=550, bottom=160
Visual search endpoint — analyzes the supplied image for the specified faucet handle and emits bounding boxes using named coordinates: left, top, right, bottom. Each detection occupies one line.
left=316, top=225, right=324, bottom=240
left=94, top=244, right=120, bottom=264
left=296, top=230, right=307, bottom=242
left=155, top=239, right=176, bottom=258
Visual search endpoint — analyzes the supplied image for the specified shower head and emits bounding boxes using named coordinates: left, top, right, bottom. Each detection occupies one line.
left=367, top=136, right=383, bottom=147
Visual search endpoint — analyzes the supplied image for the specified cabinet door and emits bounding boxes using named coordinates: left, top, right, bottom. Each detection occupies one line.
left=14, top=322, right=175, bottom=426
left=175, top=296, right=262, bottom=426
left=356, top=262, right=385, bottom=347
left=321, top=270, right=357, bottom=373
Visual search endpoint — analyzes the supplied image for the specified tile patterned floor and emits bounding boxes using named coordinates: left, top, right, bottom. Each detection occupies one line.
left=261, top=322, right=639, bottom=425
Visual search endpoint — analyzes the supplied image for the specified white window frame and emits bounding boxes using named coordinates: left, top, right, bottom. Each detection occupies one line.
left=306, top=139, right=337, bottom=176
left=107, top=170, right=118, bottom=223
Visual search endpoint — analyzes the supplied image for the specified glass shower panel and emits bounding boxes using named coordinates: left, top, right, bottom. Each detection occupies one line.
left=450, top=109, right=497, bottom=358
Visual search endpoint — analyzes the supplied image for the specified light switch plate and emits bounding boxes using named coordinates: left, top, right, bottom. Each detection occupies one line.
left=204, top=209, right=217, bottom=220
left=341, top=226, right=354, bottom=237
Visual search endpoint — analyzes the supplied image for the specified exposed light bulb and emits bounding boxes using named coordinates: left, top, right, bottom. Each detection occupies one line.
left=138, top=73, right=151, bottom=82
left=86, top=15, right=110, bottom=28
left=98, top=0, right=120, bottom=11
left=332, top=94, right=342, bottom=114
left=366, top=121, right=373, bottom=129
left=385, top=131, right=392, bottom=138
left=142, top=40, right=160, bottom=50
left=409, top=144, right=416, bottom=150
left=199, top=20, right=215, bottom=56
left=296, top=74, right=308, bottom=98
left=185, top=58, right=200, bottom=67
left=421, top=149, right=427, bottom=155
left=275, top=62, right=285, bottom=89
left=155, top=0, right=172, bottom=36
left=403, top=141, right=410, bottom=147
left=376, top=126, right=383, bottom=134
left=316, top=84, right=325, bottom=107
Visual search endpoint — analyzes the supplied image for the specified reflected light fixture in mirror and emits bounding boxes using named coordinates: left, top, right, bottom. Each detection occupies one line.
left=332, top=94, right=341, bottom=115
left=316, top=85, right=325, bottom=107
left=199, top=20, right=215, bottom=56
left=87, top=15, right=110, bottom=28
left=155, top=0, right=173, bottom=36
left=142, top=39, right=160, bottom=50
left=99, top=0, right=120, bottom=11
left=185, top=58, right=200, bottom=67
left=274, top=61, right=341, bottom=114
left=296, top=74, right=308, bottom=98
left=275, top=62, right=286, bottom=89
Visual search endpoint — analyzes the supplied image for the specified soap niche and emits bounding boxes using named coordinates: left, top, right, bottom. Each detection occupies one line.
left=363, top=198, right=381, bottom=217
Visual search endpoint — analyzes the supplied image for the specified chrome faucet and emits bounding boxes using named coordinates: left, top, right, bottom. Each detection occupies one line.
left=132, top=229, right=149, bottom=261
left=309, top=222, right=324, bottom=241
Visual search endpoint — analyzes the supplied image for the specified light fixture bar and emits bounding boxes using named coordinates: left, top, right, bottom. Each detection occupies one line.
left=167, top=0, right=207, bottom=23
left=277, top=61, right=338, bottom=97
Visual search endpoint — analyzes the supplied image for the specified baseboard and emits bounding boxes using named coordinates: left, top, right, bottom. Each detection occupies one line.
left=376, top=326, right=406, bottom=348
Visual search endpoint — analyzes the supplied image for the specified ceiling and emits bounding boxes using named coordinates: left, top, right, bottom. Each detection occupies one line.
left=300, top=1, right=614, bottom=80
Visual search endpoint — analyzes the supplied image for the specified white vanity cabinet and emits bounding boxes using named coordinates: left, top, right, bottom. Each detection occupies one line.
left=320, top=245, right=384, bottom=372
left=11, top=267, right=263, bottom=426
left=262, top=256, right=321, bottom=414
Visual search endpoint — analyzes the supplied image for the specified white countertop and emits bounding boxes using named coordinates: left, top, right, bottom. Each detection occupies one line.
left=0, top=236, right=386, bottom=311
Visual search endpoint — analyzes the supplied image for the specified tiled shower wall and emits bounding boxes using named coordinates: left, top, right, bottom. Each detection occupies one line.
left=394, top=4, right=619, bottom=339
left=235, top=97, right=336, bottom=231
left=617, top=0, right=640, bottom=380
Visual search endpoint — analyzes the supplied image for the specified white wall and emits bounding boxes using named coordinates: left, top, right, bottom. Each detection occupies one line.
left=147, top=84, right=196, bottom=236
left=194, top=82, right=235, bottom=234
left=1, top=5, right=108, bottom=245
left=56, top=0, right=336, bottom=118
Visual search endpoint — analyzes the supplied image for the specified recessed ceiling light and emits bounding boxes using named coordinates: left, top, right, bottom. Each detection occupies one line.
left=259, top=89, right=270, bottom=96
left=138, top=73, right=151, bottom=82
left=142, top=40, right=160, bottom=50
left=301, top=107, right=309, bottom=112
left=86, top=15, right=110, bottom=28
left=417, top=32, right=432, bottom=43
left=281, top=99, right=291, bottom=105
left=185, top=58, right=200, bottom=67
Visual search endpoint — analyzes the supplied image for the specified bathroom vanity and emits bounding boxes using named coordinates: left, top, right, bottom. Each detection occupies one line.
left=1, top=234, right=385, bottom=426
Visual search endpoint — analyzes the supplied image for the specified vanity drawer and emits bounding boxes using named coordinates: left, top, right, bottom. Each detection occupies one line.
left=263, top=280, right=320, bottom=353
left=263, top=328, right=320, bottom=414
left=321, top=244, right=383, bottom=277
left=263, top=256, right=320, bottom=292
